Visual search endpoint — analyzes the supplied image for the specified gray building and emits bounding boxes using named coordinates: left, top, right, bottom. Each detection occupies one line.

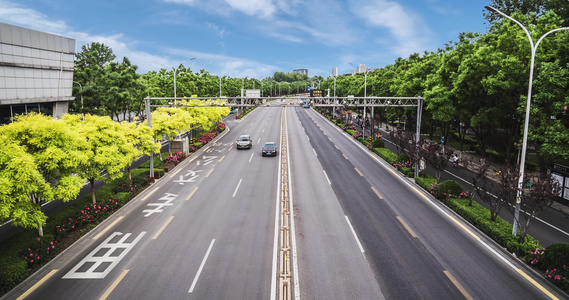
left=0, top=22, right=75, bottom=124
left=293, top=68, right=308, bottom=76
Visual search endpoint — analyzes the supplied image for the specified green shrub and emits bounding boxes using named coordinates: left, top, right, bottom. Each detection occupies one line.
left=373, top=148, right=398, bottom=164
left=195, top=142, right=203, bottom=149
left=346, top=129, right=356, bottom=136
left=415, top=175, right=437, bottom=191
left=537, top=244, right=569, bottom=270
left=0, top=259, right=27, bottom=295
left=373, top=139, right=385, bottom=148
left=435, top=180, right=463, bottom=200
left=396, top=153, right=410, bottom=162
left=446, top=197, right=540, bottom=256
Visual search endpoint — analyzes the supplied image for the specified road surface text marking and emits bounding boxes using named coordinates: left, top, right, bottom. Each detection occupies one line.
left=143, top=193, right=177, bottom=217
left=173, top=170, right=202, bottom=185
left=63, top=232, right=146, bottom=279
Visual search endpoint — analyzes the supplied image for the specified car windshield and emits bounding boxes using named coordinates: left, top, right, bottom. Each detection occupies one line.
left=264, top=143, right=275, bottom=149
left=239, top=136, right=249, bottom=141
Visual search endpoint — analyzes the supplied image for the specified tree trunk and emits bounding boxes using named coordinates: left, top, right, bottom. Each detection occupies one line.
left=38, top=223, right=44, bottom=237
left=90, top=178, right=96, bottom=204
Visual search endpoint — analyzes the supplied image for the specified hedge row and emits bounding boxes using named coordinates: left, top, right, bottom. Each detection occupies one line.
left=446, top=197, right=540, bottom=256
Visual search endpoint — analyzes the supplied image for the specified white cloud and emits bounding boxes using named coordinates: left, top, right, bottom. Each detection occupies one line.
left=0, top=0, right=68, bottom=35
left=226, top=0, right=276, bottom=18
left=350, top=0, right=433, bottom=58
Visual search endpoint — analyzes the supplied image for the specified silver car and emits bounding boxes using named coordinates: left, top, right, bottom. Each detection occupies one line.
left=236, top=135, right=252, bottom=149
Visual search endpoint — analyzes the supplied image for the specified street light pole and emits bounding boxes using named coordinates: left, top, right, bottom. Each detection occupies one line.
left=485, top=5, right=569, bottom=236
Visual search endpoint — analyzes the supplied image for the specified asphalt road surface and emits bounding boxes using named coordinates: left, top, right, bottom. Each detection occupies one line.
left=4, top=102, right=566, bottom=300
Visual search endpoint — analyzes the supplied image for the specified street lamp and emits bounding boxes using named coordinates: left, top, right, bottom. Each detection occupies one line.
left=73, top=81, right=84, bottom=120
left=485, top=5, right=569, bottom=236
left=166, top=57, right=195, bottom=107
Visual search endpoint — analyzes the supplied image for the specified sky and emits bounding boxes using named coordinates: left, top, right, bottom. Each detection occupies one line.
left=1, top=0, right=491, bottom=79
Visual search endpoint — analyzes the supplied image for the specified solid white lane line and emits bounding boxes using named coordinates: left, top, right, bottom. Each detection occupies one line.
left=233, top=179, right=243, bottom=198
left=345, top=216, right=365, bottom=255
left=323, top=170, right=331, bottom=185
left=189, top=239, right=216, bottom=293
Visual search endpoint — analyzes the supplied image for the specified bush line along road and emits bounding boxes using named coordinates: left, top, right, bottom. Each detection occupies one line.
left=3, top=101, right=567, bottom=299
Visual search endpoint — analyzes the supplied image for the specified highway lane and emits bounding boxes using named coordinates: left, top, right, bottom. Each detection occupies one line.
left=7, top=107, right=282, bottom=300
left=286, top=107, right=385, bottom=299
left=297, top=107, right=566, bottom=299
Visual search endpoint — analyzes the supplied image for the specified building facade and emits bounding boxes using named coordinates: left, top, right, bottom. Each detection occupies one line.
left=293, top=68, right=308, bottom=76
left=0, top=22, right=75, bottom=124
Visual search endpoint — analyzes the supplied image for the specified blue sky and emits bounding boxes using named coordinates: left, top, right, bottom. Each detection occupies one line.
left=1, top=0, right=490, bottom=79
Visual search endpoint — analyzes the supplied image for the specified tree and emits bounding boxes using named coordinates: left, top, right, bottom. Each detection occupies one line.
left=120, top=120, right=160, bottom=179
left=63, top=114, right=137, bottom=204
left=508, top=173, right=563, bottom=242
left=73, top=42, right=116, bottom=116
left=0, top=136, right=51, bottom=232
left=0, top=114, right=88, bottom=235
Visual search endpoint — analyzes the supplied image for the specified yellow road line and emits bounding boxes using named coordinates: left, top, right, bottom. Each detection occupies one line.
left=152, top=216, right=174, bottom=240
left=516, top=269, right=559, bottom=300
left=99, top=269, right=129, bottom=300
left=17, top=269, right=58, bottom=300
left=171, top=166, right=184, bottom=177
left=186, top=187, right=199, bottom=201
left=229, top=146, right=233, bottom=151
left=355, top=168, right=363, bottom=177
left=371, top=186, right=383, bottom=200
left=444, top=270, right=473, bottom=300
left=218, top=155, right=225, bottom=163
left=396, top=216, right=417, bottom=238
left=342, top=153, right=348, bottom=160
left=140, top=188, right=158, bottom=202
left=206, top=168, right=214, bottom=177
left=448, top=216, right=479, bottom=240
left=93, top=216, right=124, bottom=240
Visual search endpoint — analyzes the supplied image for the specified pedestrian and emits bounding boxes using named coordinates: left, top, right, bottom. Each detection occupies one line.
left=452, top=154, right=459, bottom=167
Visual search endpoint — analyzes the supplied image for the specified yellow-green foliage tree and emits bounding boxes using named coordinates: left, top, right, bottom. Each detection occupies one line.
left=121, top=119, right=160, bottom=179
left=0, top=114, right=88, bottom=235
left=63, top=114, right=138, bottom=204
left=0, top=136, right=51, bottom=233
left=151, top=107, right=193, bottom=155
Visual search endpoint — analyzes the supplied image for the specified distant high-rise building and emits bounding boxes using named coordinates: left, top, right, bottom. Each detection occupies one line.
left=332, top=67, right=338, bottom=77
left=0, top=23, right=75, bottom=124
left=293, top=69, right=308, bottom=76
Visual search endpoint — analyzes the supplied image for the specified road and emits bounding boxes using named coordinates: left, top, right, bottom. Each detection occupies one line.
left=4, top=101, right=566, bottom=299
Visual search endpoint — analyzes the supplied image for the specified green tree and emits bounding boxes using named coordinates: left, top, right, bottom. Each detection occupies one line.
left=63, top=114, right=137, bottom=204
left=0, top=114, right=88, bottom=235
left=0, top=135, right=52, bottom=232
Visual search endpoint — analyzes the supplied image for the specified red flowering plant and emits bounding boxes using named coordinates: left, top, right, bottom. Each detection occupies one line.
left=165, top=152, right=185, bottom=167
left=352, top=131, right=362, bottom=139
left=189, top=145, right=198, bottom=153
left=343, top=125, right=356, bottom=131
left=24, top=237, right=58, bottom=268
left=236, top=114, right=242, bottom=120
left=115, top=182, right=141, bottom=196
left=216, top=123, right=226, bottom=132
left=198, top=133, right=217, bottom=144
left=55, top=198, right=123, bottom=239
